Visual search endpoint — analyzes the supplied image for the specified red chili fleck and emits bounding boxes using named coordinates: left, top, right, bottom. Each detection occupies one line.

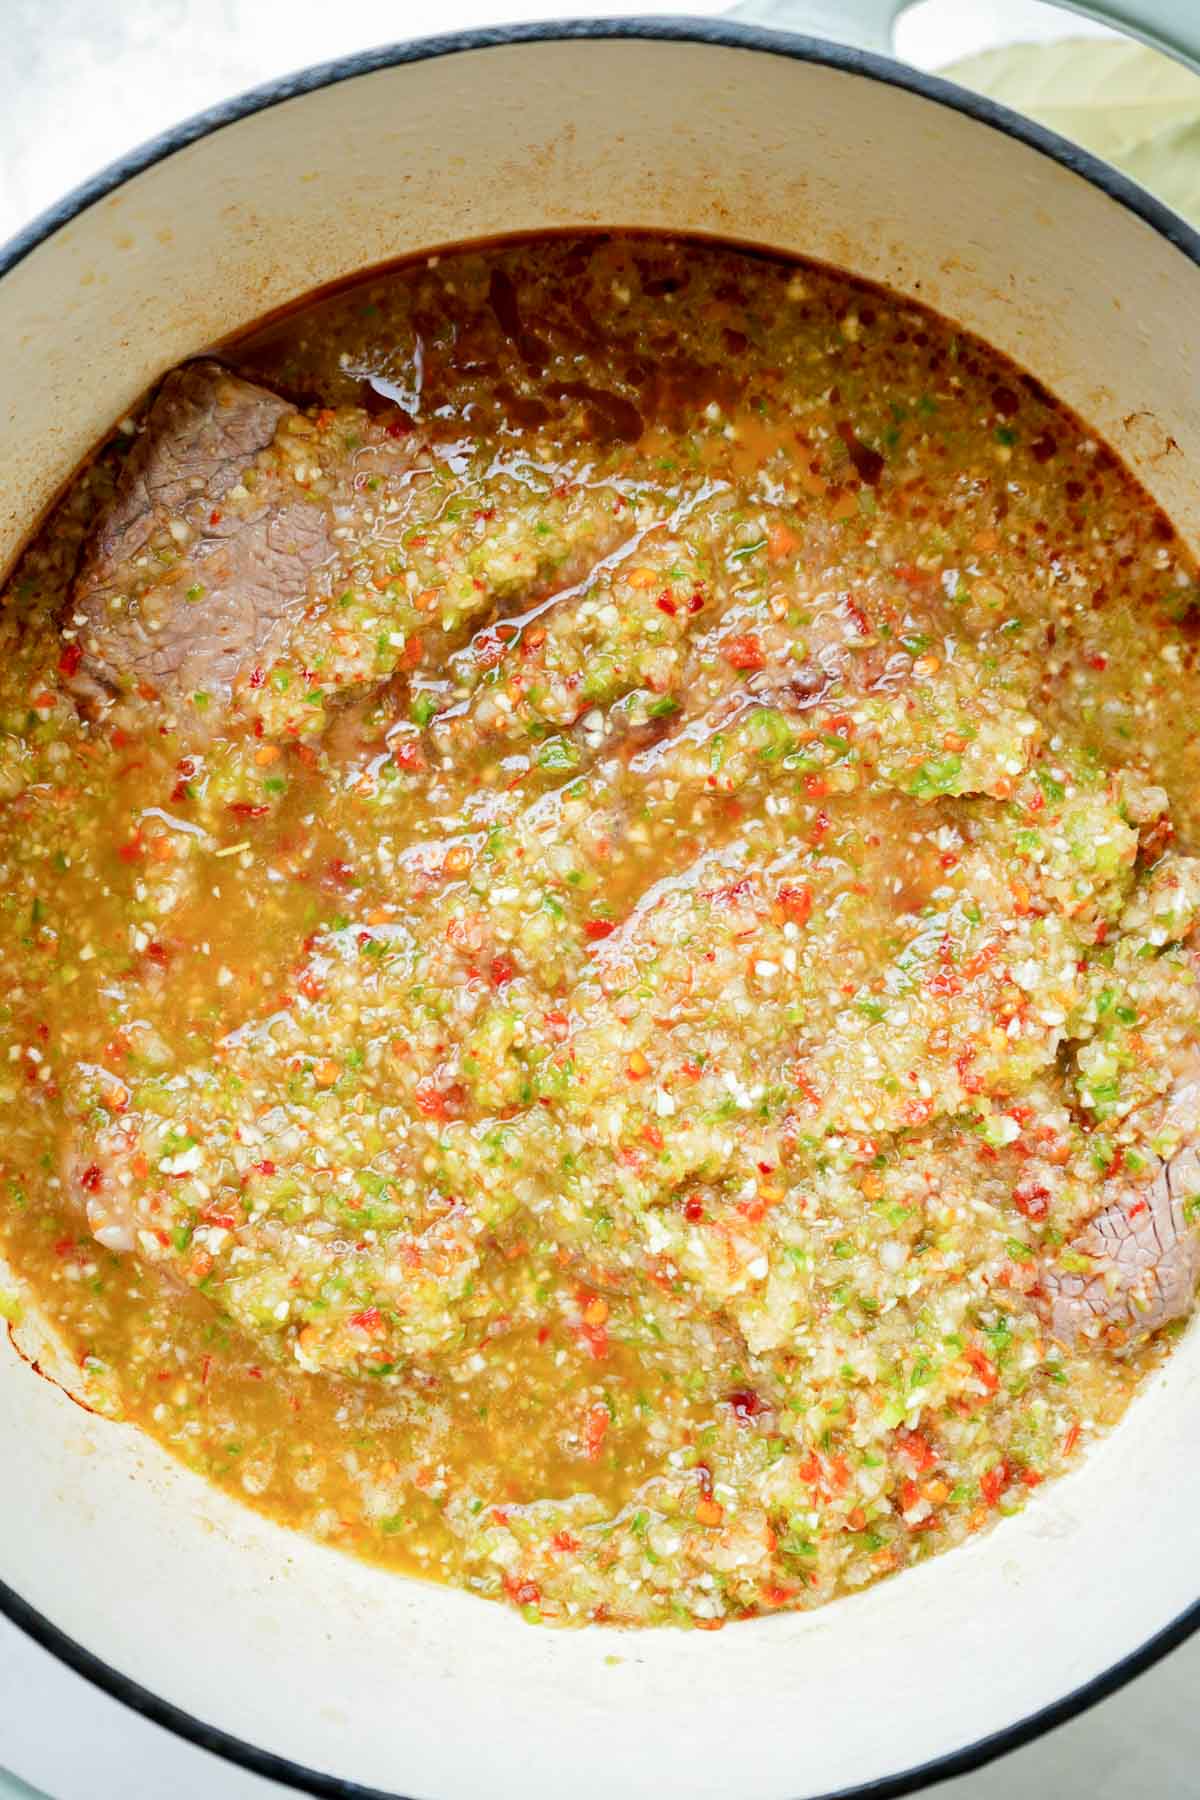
left=583, top=1402, right=610, bottom=1461
left=351, top=1307, right=384, bottom=1334
left=898, top=1429, right=936, bottom=1472
left=248, top=666, right=265, bottom=689
left=980, top=1461, right=1011, bottom=1506
left=490, top=955, right=516, bottom=988
left=736, top=1191, right=769, bottom=1225
left=228, top=802, right=269, bottom=820
left=844, top=596, right=871, bottom=636
left=723, top=633, right=767, bottom=672
left=841, top=430, right=888, bottom=493
left=793, top=1067, right=821, bottom=1106
left=965, top=1345, right=999, bottom=1393
left=57, top=641, right=83, bottom=678
left=79, top=1163, right=103, bottom=1194
left=473, top=630, right=507, bottom=670
left=393, top=741, right=425, bottom=771
left=1013, top=1181, right=1051, bottom=1222
left=683, top=1195, right=705, bottom=1223
left=552, top=1529, right=581, bottom=1553
left=656, top=593, right=678, bottom=616
left=778, top=883, right=814, bottom=926
left=926, top=962, right=962, bottom=998
left=254, top=1160, right=276, bottom=1177
left=727, top=1388, right=764, bottom=1422
left=584, top=919, right=616, bottom=941
left=894, top=562, right=933, bottom=589
left=399, top=634, right=424, bottom=671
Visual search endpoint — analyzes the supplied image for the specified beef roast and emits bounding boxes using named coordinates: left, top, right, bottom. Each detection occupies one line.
left=1041, top=1075, right=1200, bottom=1347
left=63, top=359, right=640, bottom=743
left=66, top=361, right=332, bottom=721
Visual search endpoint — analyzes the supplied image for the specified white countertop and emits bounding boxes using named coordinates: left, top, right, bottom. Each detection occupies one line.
left=1, top=2, right=1196, bottom=1795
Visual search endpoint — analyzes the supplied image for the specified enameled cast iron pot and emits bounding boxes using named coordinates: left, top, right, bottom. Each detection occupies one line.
left=1, top=4, right=1199, bottom=1794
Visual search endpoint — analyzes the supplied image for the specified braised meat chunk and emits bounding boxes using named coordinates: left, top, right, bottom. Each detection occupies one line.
left=67, top=362, right=328, bottom=719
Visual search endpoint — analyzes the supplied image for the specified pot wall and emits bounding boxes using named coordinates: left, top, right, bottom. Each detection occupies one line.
left=4, top=32, right=1199, bottom=570
left=1, top=29, right=1198, bottom=1800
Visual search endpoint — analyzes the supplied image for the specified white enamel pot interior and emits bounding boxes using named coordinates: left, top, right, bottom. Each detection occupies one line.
left=1, top=21, right=1199, bottom=1800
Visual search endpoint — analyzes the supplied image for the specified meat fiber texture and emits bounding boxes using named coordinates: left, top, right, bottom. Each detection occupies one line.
left=68, top=362, right=328, bottom=719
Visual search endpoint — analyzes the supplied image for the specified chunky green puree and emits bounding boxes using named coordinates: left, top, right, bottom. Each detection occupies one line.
left=1, top=235, right=1198, bottom=1628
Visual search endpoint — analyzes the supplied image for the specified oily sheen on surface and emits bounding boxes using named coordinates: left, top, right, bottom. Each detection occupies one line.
left=2, top=235, right=1199, bottom=1629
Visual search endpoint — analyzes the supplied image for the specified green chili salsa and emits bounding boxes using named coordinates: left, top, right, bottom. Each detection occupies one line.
left=1, top=234, right=1198, bottom=1628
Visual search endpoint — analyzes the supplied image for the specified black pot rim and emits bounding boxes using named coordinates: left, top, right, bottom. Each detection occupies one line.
left=2, top=17, right=1198, bottom=1800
